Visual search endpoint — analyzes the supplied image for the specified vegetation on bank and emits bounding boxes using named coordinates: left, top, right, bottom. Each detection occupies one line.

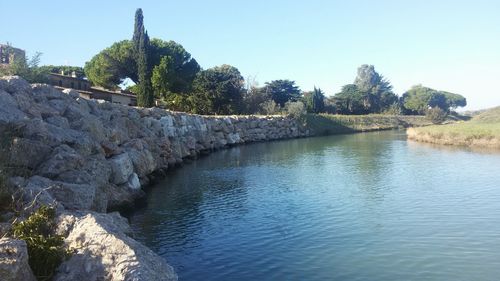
left=407, top=106, right=500, bottom=148
left=1, top=8, right=467, bottom=119
left=305, top=114, right=433, bottom=136
left=0, top=126, right=69, bottom=281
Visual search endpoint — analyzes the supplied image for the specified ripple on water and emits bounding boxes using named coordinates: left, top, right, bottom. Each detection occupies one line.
left=129, top=131, right=500, bottom=281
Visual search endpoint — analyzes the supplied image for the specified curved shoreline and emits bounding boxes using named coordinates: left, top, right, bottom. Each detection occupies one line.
left=0, top=76, right=439, bottom=280
left=407, top=126, right=500, bottom=149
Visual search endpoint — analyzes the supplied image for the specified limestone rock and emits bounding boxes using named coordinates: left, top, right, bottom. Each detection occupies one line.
left=9, top=137, right=52, bottom=170
left=109, top=153, right=134, bottom=185
left=37, top=145, right=85, bottom=179
left=0, top=238, right=37, bottom=281
left=54, top=212, right=178, bottom=281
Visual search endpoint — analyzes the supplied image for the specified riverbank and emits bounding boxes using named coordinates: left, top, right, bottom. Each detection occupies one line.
left=407, top=107, right=500, bottom=149
left=305, top=113, right=433, bottom=136
left=0, top=76, right=459, bottom=280
left=0, top=76, right=309, bottom=280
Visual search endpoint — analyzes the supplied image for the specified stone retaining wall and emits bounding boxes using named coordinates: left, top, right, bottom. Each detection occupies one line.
left=0, top=76, right=309, bottom=281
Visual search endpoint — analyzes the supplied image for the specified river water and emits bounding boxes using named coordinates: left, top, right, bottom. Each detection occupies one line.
left=129, top=130, right=500, bottom=281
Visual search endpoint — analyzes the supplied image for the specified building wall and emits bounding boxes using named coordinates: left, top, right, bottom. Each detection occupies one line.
left=0, top=45, right=26, bottom=67
left=111, top=94, right=133, bottom=106
left=48, top=74, right=91, bottom=91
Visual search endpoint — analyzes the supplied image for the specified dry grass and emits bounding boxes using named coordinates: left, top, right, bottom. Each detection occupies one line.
left=407, top=107, right=500, bottom=148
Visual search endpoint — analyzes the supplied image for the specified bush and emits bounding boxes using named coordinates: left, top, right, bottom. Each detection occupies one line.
left=284, top=101, right=306, bottom=119
left=426, top=107, right=448, bottom=124
left=12, top=206, right=69, bottom=281
left=260, top=100, right=279, bottom=115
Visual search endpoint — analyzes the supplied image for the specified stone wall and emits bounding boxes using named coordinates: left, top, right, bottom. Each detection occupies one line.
left=0, top=76, right=309, bottom=280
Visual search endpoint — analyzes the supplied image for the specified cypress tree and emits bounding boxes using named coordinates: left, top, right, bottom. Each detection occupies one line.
left=133, top=8, right=154, bottom=107
left=312, top=87, right=325, bottom=113
left=133, top=9, right=144, bottom=55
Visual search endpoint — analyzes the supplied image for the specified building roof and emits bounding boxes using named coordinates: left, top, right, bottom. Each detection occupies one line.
left=90, top=86, right=137, bottom=98
left=49, top=72, right=88, bottom=81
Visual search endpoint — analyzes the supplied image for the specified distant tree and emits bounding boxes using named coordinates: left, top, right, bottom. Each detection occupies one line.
left=353, top=64, right=397, bottom=113
left=191, top=64, right=244, bottom=115
left=84, top=40, right=136, bottom=89
left=323, top=97, right=337, bottom=114
left=133, top=8, right=145, bottom=56
left=0, top=50, right=48, bottom=83
left=242, top=77, right=271, bottom=114
left=284, top=101, right=306, bottom=119
left=148, top=38, right=200, bottom=94
left=264, top=79, right=301, bottom=107
left=426, top=107, right=447, bottom=124
left=303, top=87, right=326, bottom=113
left=151, top=55, right=174, bottom=98
left=401, top=85, right=466, bottom=114
left=442, top=91, right=467, bottom=109
left=311, top=87, right=325, bottom=113
left=38, top=65, right=85, bottom=78
left=133, top=8, right=154, bottom=107
left=333, top=65, right=397, bottom=114
left=260, top=100, right=279, bottom=115
left=401, top=85, right=434, bottom=114
left=333, top=84, right=367, bottom=114
left=85, top=11, right=199, bottom=94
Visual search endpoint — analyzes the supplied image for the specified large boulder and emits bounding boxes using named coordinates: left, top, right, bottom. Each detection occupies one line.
left=109, top=153, right=134, bottom=185
left=54, top=212, right=177, bottom=281
left=0, top=238, right=37, bottom=281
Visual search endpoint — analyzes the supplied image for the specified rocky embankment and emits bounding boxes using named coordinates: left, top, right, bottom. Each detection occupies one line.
left=0, top=76, right=309, bottom=280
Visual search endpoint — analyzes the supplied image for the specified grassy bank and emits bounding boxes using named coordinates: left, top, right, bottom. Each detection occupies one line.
left=407, top=107, right=500, bottom=148
left=305, top=114, right=432, bottom=136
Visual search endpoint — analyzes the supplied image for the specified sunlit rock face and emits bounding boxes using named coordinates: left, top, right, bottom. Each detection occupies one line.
left=0, top=76, right=309, bottom=281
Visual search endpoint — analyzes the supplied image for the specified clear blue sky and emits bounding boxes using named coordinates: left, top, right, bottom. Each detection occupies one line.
left=2, top=0, right=499, bottom=110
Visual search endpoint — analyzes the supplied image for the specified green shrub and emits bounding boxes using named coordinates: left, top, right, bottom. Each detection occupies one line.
left=12, top=206, right=69, bottom=281
left=260, top=100, right=280, bottom=115
left=284, top=101, right=306, bottom=119
left=426, top=107, right=448, bottom=124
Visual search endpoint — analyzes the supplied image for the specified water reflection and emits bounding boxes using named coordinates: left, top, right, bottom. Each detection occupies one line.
left=129, top=130, right=500, bottom=281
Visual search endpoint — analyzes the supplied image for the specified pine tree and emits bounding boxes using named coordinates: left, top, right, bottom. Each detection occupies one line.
left=133, top=8, right=154, bottom=107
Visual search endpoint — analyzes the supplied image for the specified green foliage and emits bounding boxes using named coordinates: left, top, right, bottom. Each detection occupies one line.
left=136, top=31, right=154, bottom=107
left=265, top=80, right=301, bottom=107
left=305, top=114, right=420, bottom=136
left=84, top=40, right=135, bottom=89
left=84, top=38, right=199, bottom=93
left=158, top=93, right=194, bottom=112
left=333, top=84, right=366, bottom=114
left=284, top=101, right=306, bottom=119
left=191, top=64, right=244, bottom=115
left=401, top=85, right=467, bottom=114
left=382, top=102, right=403, bottom=115
left=149, top=38, right=200, bottom=94
left=323, top=97, right=337, bottom=114
left=0, top=51, right=49, bottom=83
left=38, top=65, right=85, bottom=78
left=151, top=55, right=174, bottom=98
left=260, top=100, right=280, bottom=115
left=333, top=65, right=397, bottom=114
left=442, top=91, right=467, bottom=109
left=242, top=83, right=271, bottom=114
left=426, top=107, right=448, bottom=124
left=311, top=87, right=325, bottom=113
left=12, top=206, right=69, bottom=281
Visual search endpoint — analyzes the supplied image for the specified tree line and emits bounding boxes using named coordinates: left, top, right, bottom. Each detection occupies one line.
left=1, top=9, right=467, bottom=117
